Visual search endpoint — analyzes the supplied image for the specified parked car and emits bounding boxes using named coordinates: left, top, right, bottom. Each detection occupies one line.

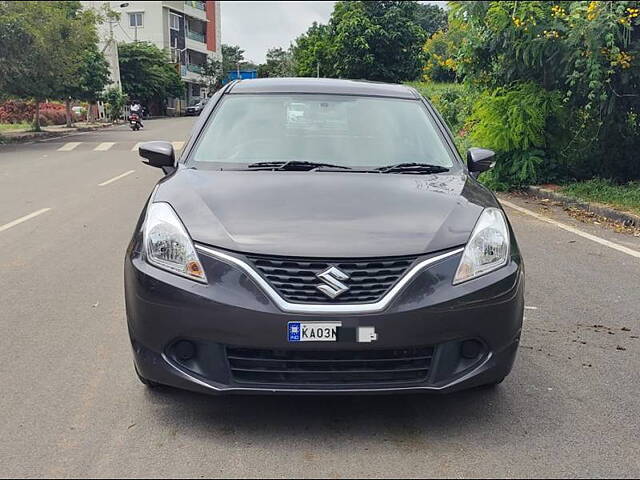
left=126, top=78, right=524, bottom=395
left=185, top=98, right=208, bottom=116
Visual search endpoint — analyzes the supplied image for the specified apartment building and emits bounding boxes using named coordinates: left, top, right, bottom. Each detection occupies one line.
left=83, top=1, right=221, bottom=114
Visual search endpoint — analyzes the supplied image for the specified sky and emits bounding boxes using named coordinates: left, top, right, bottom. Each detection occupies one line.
left=220, top=1, right=446, bottom=64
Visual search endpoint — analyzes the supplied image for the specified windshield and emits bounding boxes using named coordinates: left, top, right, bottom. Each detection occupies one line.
left=190, top=94, right=455, bottom=169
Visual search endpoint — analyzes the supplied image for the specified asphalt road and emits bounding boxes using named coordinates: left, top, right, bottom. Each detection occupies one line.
left=1, top=117, right=639, bottom=478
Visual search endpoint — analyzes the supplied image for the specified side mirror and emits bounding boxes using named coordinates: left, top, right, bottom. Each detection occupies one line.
left=139, top=141, right=175, bottom=173
left=467, top=148, right=495, bottom=178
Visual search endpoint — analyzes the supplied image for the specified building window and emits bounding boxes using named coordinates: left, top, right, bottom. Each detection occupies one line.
left=129, top=12, right=143, bottom=27
left=170, top=12, right=181, bottom=31
left=192, top=84, right=201, bottom=97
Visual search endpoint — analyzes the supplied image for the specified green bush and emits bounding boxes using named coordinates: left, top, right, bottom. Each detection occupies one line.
left=103, top=87, right=126, bottom=122
left=469, top=83, right=561, bottom=189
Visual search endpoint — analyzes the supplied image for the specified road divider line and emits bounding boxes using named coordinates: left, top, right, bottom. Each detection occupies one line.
left=94, top=142, right=115, bottom=151
left=172, top=141, right=184, bottom=151
left=57, top=142, right=82, bottom=151
left=98, top=170, right=135, bottom=187
left=131, top=142, right=141, bottom=152
left=0, top=208, right=52, bottom=233
left=500, top=199, right=640, bottom=260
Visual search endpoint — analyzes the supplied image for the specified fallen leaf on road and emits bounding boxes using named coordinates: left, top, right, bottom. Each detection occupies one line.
left=616, top=346, right=627, bottom=351
left=92, top=301, right=99, bottom=308
left=621, top=327, right=631, bottom=331
left=128, top=423, right=136, bottom=429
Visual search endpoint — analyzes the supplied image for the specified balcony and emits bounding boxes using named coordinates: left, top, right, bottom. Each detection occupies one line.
left=186, top=29, right=205, bottom=43
left=186, top=63, right=203, bottom=74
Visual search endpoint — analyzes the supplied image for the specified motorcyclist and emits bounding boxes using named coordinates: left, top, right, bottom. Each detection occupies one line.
left=129, top=101, right=144, bottom=128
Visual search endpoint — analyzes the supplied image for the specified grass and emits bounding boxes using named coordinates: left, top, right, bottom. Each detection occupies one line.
left=561, top=179, right=640, bottom=215
left=0, top=122, right=32, bottom=133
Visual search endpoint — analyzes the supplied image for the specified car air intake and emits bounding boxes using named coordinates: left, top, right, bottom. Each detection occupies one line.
left=244, top=254, right=419, bottom=304
left=226, top=346, right=434, bottom=386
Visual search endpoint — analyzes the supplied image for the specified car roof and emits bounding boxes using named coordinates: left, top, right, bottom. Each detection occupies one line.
left=227, top=77, right=418, bottom=99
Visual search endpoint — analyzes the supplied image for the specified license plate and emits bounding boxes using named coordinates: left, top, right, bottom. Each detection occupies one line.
left=288, top=322, right=341, bottom=342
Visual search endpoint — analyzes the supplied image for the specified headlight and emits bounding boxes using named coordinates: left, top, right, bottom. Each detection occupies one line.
left=143, top=202, right=207, bottom=282
left=453, top=207, right=509, bottom=284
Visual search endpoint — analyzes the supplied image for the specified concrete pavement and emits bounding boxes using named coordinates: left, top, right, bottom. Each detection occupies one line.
left=0, top=117, right=638, bottom=478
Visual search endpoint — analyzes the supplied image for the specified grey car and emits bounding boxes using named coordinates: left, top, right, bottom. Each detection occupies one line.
left=125, top=78, right=524, bottom=394
left=185, top=98, right=208, bottom=116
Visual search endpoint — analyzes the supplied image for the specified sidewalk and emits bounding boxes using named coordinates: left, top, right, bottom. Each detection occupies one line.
left=0, top=121, right=116, bottom=143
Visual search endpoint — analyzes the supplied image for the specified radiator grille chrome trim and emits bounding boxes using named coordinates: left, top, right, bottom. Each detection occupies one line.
left=195, top=245, right=463, bottom=314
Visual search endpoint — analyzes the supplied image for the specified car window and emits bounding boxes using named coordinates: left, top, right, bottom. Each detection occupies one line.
left=190, top=94, right=455, bottom=169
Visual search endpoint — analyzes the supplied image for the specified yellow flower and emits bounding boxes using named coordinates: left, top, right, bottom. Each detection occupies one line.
left=587, top=1, right=599, bottom=21
left=617, top=51, right=633, bottom=69
left=551, top=5, right=566, bottom=18
left=512, top=16, right=524, bottom=28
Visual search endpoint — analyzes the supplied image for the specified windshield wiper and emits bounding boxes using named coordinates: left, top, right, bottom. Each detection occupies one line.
left=375, top=162, right=450, bottom=174
left=247, top=160, right=353, bottom=171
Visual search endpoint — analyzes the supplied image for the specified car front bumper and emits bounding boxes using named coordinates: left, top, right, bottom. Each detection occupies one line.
left=125, top=236, right=524, bottom=395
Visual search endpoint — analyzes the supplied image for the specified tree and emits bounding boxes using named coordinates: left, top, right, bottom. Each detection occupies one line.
left=200, top=57, right=223, bottom=93
left=330, top=1, right=425, bottom=82
left=445, top=1, right=640, bottom=186
left=258, top=47, right=295, bottom=78
left=414, top=3, right=448, bottom=37
left=292, top=22, right=335, bottom=77
left=0, top=1, right=103, bottom=131
left=118, top=42, right=184, bottom=111
left=75, top=47, right=111, bottom=121
left=291, top=1, right=426, bottom=82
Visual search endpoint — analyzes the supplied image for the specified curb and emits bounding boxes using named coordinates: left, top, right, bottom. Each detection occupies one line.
left=527, top=186, right=640, bottom=227
left=0, top=122, right=116, bottom=144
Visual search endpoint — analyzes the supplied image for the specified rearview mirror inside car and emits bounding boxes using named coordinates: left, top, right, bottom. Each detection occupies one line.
left=139, top=141, right=175, bottom=173
left=467, top=148, right=496, bottom=178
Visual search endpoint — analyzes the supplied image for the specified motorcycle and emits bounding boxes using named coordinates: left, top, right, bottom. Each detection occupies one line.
left=129, top=112, right=142, bottom=131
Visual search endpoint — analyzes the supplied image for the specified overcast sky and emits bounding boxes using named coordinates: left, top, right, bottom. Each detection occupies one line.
left=220, top=1, right=446, bottom=64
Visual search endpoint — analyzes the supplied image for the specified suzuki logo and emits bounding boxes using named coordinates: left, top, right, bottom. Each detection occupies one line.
left=316, top=266, right=350, bottom=299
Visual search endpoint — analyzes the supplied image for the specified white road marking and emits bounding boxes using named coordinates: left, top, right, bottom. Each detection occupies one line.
left=0, top=208, right=51, bottom=233
left=131, top=142, right=141, bottom=152
left=94, top=142, right=115, bottom=151
left=171, top=141, right=185, bottom=151
left=98, top=170, right=135, bottom=186
left=500, top=199, right=640, bottom=260
left=525, top=306, right=538, bottom=310
left=57, top=142, right=81, bottom=151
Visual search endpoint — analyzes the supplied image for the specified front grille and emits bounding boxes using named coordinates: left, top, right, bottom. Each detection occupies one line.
left=245, top=254, right=418, bottom=303
left=226, top=346, right=434, bottom=386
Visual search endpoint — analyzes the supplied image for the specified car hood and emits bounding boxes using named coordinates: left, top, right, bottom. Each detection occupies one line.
left=153, top=169, right=498, bottom=258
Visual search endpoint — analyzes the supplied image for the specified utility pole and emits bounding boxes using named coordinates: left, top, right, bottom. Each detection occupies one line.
left=316, top=61, right=320, bottom=78
left=237, top=62, right=240, bottom=79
